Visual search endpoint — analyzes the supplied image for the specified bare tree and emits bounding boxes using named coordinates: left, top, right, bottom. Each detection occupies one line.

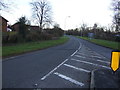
left=30, top=0, right=52, bottom=31
left=112, top=0, right=120, bottom=32
left=80, top=23, right=87, bottom=37
left=0, top=0, right=15, bottom=14
left=0, top=0, right=8, bottom=11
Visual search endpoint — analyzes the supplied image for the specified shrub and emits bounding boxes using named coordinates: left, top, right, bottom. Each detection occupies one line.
left=39, top=33, right=52, bottom=40
left=2, top=32, right=9, bottom=43
left=115, top=36, right=120, bottom=42
left=26, top=31, right=41, bottom=41
left=8, top=34, right=18, bottom=43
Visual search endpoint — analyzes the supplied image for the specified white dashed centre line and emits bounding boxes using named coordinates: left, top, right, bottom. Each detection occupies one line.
left=54, top=72, right=84, bottom=87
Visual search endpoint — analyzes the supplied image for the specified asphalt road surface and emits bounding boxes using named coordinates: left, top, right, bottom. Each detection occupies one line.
left=2, top=36, right=113, bottom=88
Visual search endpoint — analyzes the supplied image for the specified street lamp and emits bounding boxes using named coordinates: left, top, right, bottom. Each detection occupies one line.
left=64, top=16, right=70, bottom=30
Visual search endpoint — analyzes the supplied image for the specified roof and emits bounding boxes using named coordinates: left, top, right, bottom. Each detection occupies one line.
left=0, top=16, right=8, bottom=22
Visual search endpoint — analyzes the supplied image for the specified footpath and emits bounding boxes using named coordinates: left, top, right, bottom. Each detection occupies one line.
left=90, top=69, right=120, bottom=89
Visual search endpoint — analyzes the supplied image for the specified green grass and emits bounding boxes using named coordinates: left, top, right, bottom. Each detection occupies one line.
left=77, top=36, right=120, bottom=50
left=3, top=36, right=69, bottom=57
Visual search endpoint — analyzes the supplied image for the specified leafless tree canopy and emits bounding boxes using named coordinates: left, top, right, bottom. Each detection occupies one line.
left=112, top=0, right=120, bottom=32
left=30, top=0, right=52, bottom=30
left=0, top=1, right=8, bottom=11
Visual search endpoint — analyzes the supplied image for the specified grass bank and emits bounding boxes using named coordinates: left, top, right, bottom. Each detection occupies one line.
left=3, top=36, right=69, bottom=57
left=77, top=36, right=120, bottom=50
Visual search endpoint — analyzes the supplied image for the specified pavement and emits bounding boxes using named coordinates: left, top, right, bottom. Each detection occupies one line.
left=2, top=35, right=120, bottom=89
left=90, top=69, right=120, bottom=89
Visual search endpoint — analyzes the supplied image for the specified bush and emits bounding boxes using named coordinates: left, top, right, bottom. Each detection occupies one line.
left=8, top=34, right=18, bottom=43
left=115, top=36, right=120, bottom=42
left=26, top=30, right=53, bottom=42
left=2, top=32, right=25, bottom=44
left=3, top=27, right=64, bottom=44
left=39, top=33, right=52, bottom=40
left=44, top=28, right=64, bottom=37
left=2, top=32, right=9, bottom=43
left=26, top=31, right=41, bottom=41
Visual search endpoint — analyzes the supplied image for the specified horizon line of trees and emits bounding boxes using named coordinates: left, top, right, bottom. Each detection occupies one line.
left=66, top=23, right=120, bottom=42
left=66, top=0, right=120, bottom=42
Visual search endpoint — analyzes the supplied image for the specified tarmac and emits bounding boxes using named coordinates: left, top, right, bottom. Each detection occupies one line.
left=90, top=69, right=120, bottom=89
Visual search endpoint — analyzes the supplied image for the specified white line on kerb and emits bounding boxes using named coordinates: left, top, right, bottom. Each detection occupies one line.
left=54, top=72, right=84, bottom=87
left=41, top=59, right=68, bottom=80
left=71, top=58, right=111, bottom=69
left=64, top=64, right=90, bottom=73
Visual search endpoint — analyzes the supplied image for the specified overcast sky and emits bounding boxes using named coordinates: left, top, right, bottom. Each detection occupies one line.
left=1, top=0, right=113, bottom=29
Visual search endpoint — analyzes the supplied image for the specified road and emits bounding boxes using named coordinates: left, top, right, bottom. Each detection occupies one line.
left=2, top=36, right=113, bottom=88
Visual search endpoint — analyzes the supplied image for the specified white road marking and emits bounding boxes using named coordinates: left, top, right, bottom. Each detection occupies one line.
left=76, top=53, right=90, bottom=57
left=78, top=43, right=82, bottom=50
left=41, top=59, right=68, bottom=80
left=92, top=51, right=107, bottom=59
left=78, top=46, right=107, bottom=59
left=77, top=52, right=97, bottom=56
left=96, top=59, right=110, bottom=64
left=75, top=53, right=110, bottom=64
left=64, top=64, right=90, bottom=73
left=71, top=42, right=82, bottom=57
left=71, top=50, right=78, bottom=56
left=75, top=55, right=86, bottom=58
left=77, top=52, right=87, bottom=56
left=54, top=72, right=84, bottom=87
left=41, top=39, right=82, bottom=80
left=77, top=52, right=103, bottom=59
left=4, top=56, right=18, bottom=60
left=71, top=58, right=111, bottom=69
left=91, top=56, right=103, bottom=59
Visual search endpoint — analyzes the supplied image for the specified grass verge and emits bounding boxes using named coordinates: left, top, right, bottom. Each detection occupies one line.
left=77, top=36, right=120, bottom=50
left=3, top=36, right=69, bottom=57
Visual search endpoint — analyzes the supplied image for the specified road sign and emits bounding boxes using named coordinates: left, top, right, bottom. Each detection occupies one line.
left=111, top=51, right=120, bottom=72
left=88, top=33, right=94, bottom=39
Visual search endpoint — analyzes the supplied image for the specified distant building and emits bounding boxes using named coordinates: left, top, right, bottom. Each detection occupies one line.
left=27, top=25, right=39, bottom=31
left=12, top=23, right=40, bottom=32
left=12, top=22, right=20, bottom=32
left=0, top=16, right=8, bottom=32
